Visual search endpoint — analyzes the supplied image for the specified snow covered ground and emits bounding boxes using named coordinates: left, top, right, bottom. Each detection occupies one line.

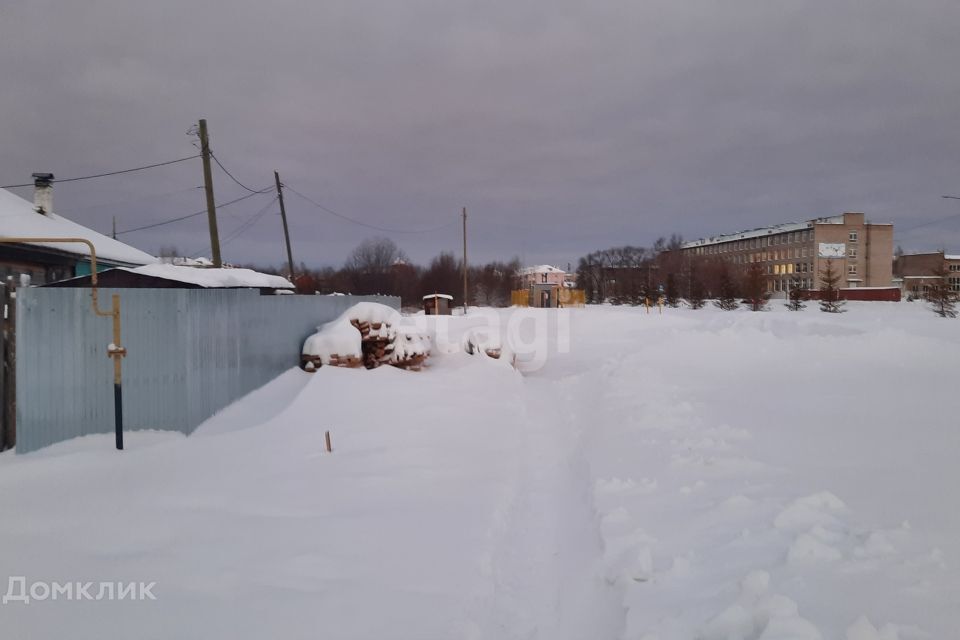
left=0, top=302, right=957, bottom=639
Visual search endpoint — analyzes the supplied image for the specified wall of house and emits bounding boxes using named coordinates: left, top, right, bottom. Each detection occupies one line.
left=519, top=270, right=565, bottom=288
left=14, top=288, right=397, bottom=453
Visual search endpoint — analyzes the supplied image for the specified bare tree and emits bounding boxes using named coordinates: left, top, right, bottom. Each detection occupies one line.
left=687, top=263, right=706, bottom=309
left=345, top=237, right=407, bottom=274
left=743, top=262, right=769, bottom=311
left=926, top=263, right=958, bottom=318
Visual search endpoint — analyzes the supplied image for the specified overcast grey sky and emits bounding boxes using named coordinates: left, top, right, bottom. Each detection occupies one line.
left=2, top=1, right=960, bottom=268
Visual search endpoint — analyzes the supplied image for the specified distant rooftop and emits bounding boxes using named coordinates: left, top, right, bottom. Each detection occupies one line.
left=519, top=264, right=565, bottom=275
left=681, top=216, right=844, bottom=250
left=0, top=187, right=156, bottom=265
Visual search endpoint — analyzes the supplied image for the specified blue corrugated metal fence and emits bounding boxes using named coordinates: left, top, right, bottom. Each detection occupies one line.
left=15, top=289, right=397, bottom=453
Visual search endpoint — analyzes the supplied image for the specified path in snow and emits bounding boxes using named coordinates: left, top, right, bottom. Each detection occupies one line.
left=468, top=373, right=624, bottom=640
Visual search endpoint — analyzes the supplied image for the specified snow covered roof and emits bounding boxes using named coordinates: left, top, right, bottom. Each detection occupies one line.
left=0, top=188, right=157, bottom=265
left=423, top=293, right=453, bottom=300
left=519, top=264, right=565, bottom=276
left=126, top=264, right=293, bottom=289
left=681, top=217, right=835, bottom=249
left=946, top=255, right=960, bottom=261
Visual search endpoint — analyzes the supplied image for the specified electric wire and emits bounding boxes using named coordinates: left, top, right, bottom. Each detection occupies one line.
left=210, top=153, right=272, bottom=194
left=186, top=196, right=279, bottom=258
left=0, top=155, right=201, bottom=189
left=114, top=191, right=270, bottom=235
left=284, top=185, right=458, bottom=234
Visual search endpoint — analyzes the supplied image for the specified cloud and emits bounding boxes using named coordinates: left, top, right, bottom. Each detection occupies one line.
left=2, top=0, right=960, bottom=267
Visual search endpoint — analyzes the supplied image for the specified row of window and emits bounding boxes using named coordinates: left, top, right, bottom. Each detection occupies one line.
left=694, top=229, right=815, bottom=255
left=913, top=280, right=960, bottom=293
left=949, top=264, right=960, bottom=272
left=694, top=229, right=860, bottom=257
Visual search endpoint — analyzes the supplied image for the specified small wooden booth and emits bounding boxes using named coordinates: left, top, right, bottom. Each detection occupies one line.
left=423, top=293, right=453, bottom=315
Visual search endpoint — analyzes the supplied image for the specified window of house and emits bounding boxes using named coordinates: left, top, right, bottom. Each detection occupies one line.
left=848, top=247, right=857, bottom=258
left=541, top=273, right=547, bottom=283
left=802, top=246, right=808, bottom=258
left=848, top=264, right=857, bottom=275
left=849, top=231, right=858, bottom=242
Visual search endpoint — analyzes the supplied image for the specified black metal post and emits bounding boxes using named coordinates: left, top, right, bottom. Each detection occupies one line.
left=114, top=383, right=124, bottom=450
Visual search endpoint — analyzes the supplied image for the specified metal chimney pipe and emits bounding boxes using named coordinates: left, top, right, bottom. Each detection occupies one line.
left=31, top=173, right=55, bottom=215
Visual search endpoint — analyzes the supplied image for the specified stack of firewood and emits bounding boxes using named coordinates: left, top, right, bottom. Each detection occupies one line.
left=300, top=353, right=363, bottom=370
left=301, top=311, right=430, bottom=372
left=351, top=319, right=395, bottom=369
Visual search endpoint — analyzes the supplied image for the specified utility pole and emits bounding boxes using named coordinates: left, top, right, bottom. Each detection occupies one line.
left=462, top=207, right=468, bottom=314
left=198, top=119, right=222, bottom=267
left=274, top=171, right=296, bottom=284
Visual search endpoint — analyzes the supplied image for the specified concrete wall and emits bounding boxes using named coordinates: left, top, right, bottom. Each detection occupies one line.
left=15, top=288, right=398, bottom=453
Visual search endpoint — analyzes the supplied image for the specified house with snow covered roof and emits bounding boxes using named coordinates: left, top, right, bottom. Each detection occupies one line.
left=518, top=264, right=566, bottom=288
left=0, top=175, right=156, bottom=286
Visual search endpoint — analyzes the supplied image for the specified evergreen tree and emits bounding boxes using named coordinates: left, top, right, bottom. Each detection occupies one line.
left=818, top=259, right=846, bottom=313
left=785, top=278, right=807, bottom=311
left=713, top=263, right=739, bottom=310
left=926, top=263, right=958, bottom=318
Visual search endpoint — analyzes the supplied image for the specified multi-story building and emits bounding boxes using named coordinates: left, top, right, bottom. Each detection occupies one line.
left=894, top=251, right=960, bottom=299
left=681, top=212, right=894, bottom=294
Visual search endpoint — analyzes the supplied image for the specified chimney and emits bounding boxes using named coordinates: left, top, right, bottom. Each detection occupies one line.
left=32, top=172, right=55, bottom=216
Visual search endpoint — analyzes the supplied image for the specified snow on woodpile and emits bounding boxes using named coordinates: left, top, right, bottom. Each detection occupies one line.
left=463, top=326, right=502, bottom=359
left=301, top=319, right=362, bottom=369
left=301, top=302, right=430, bottom=371
left=128, top=264, right=293, bottom=289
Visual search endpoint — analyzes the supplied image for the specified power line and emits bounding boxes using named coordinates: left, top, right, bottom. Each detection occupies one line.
left=284, top=185, right=459, bottom=234
left=0, top=155, right=200, bottom=189
left=222, top=196, right=279, bottom=246
left=186, top=196, right=279, bottom=258
left=899, top=211, right=960, bottom=234
left=210, top=153, right=271, bottom=194
left=114, top=191, right=269, bottom=235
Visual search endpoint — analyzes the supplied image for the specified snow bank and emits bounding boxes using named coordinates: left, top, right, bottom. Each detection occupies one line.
left=2, top=303, right=958, bottom=639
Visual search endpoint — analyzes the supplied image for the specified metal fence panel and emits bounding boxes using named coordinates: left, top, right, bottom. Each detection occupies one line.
left=15, top=289, right=397, bottom=453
